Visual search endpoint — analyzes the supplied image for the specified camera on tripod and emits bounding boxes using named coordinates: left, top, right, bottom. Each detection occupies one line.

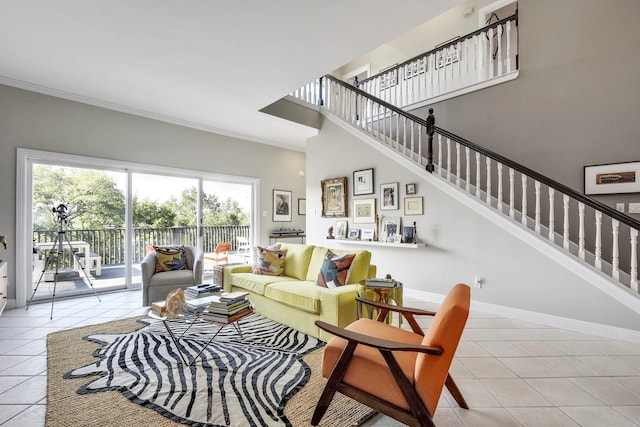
left=52, top=203, right=70, bottom=223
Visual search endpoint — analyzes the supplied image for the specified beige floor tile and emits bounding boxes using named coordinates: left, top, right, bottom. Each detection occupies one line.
left=613, top=406, right=640, bottom=425
left=508, top=407, right=580, bottom=427
left=459, top=357, right=518, bottom=379
left=479, top=341, right=530, bottom=358
left=573, top=355, right=640, bottom=376
left=454, top=407, right=522, bottom=426
left=481, top=378, right=552, bottom=407
left=561, top=406, right=638, bottom=427
left=499, top=357, right=560, bottom=378
left=536, top=356, right=598, bottom=376
left=569, top=377, right=640, bottom=405
left=456, top=341, right=493, bottom=357
left=513, top=341, right=566, bottom=357
left=455, top=379, right=502, bottom=408
left=525, top=378, right=603, bottom=406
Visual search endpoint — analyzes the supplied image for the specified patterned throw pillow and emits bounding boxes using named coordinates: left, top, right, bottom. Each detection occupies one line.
left=316, top=251, right=356, bottom=288
left=154, top=246, right=187, bottom=273
left=253, top=246, right=287, bottom=276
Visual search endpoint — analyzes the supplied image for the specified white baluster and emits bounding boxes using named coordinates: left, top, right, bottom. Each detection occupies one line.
left=437, top=134, right=442, bottom=175
left=488, top=27, right=495, bottom=79
left=497, top=163, right=503, bottom=213
left=631, top=228, right=639, bottom=292
left=578, top=202, right=585, bottom=260
left=486, top=157, right=492, bottom=204
left=410, top=122, right=415, bottom=161
left=509, top=168, right=515, bottom=219
left=446, top=138, right=452, bottom=181
left=475, top=152, right=481, bottom=198
left=595, top=211, right=602, bottom=270
left=563, top=195, right=570, bottom=251
left=465, top=147, right=471, bottom=192
left=506, top=20, right=512, bottom=73
left=382, top=106, right=387, bottom=145
left=548, top=188, right=555, bottom=242
left=497, top=24, right=503, bottom=76
left=456, top=143, right=461, bottom=187
left=612, top=219, right=620, bottom=281
left=521, top=175, right=527, bottom=226
left=534, top=181, right=541, bottom=233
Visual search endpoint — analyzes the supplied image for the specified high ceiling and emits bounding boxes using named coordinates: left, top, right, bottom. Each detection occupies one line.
left=0, top=1, right=461, bottom=151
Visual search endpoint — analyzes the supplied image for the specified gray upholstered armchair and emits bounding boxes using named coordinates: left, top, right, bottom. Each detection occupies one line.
left=141, top=245, right=204, bottom=306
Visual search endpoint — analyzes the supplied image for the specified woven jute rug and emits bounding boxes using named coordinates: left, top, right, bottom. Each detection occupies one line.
left=47, top=316, right=375, bottom=426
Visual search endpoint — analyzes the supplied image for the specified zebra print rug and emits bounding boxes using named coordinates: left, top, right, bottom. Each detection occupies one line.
left=63, top=313, right=325, bottom=426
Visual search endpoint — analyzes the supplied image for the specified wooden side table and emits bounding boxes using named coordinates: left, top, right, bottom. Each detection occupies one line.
left=357, top=282, right=403, bottom=325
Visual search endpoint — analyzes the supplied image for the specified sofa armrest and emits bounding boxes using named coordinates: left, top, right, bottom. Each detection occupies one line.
left=223, top=264, right=253, bottom=292
left=190, top=246, right=204, bottom=283
left=318, top=285, right=359, bottom=329
left=368, top=264, right=377, bottom=279
left=141, top=252, right=157, bottom=305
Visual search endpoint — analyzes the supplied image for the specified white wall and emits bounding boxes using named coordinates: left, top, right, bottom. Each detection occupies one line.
left=306, top=118, right=640, bottom=336
left=0, top=84, right=306, bottom=301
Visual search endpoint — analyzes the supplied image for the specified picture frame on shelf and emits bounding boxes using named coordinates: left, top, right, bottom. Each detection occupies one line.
left=402, top=226, right=415, bottom=244
left=334, top=220, right=348, bottom=239
left=353, top=168, right=374, bottom=196
left=298, top=198, right=306, bottom=215
left=321, top=177, right=348, bottom=218
left=380, top=216, right=401, bottom=242
left=380, top=182, right=399, bottom=210
left=406, top=183, right=417, bottom=195
left=273, top=189, right=292, bottom=222
left=394, top=234, right=402, bottom=244
left=347, top=229, right=360, bottom=240
left=353, top=198, right=376, bottom=224
left=360, top=229, right=375, bottom=241
left=584, top=161, right=640, bottom=195
left=404, top=196, right=424, bottom=215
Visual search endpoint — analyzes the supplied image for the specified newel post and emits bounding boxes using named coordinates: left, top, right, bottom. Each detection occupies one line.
left=318, top=76, right=324, bottom=106
left=426, top=108, right=435, bottom=172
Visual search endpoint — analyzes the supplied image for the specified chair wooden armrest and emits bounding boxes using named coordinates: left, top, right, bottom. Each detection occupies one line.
left=356, top=296, right=436, bottom=335
left=315, top=321, right=442, bottom=355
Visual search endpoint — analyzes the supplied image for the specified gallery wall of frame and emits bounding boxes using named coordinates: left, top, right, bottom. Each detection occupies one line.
left=323, top=168, right=424, bottom=248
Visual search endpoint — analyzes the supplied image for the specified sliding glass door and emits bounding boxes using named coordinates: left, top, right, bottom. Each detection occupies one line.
left=16, top=149, right=258, bottom=307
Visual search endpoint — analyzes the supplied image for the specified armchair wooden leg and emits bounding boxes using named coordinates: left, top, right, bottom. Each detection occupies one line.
left=445, top=374, right=469, bottom=409
left=311, top=341, right=358, bottom=426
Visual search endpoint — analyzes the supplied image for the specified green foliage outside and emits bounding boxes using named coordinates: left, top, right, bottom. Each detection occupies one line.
left=32, top=166, right=250, bottom=230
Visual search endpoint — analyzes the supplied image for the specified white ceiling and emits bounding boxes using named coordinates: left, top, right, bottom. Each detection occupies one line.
left=0, top=1, right=461, bottom=151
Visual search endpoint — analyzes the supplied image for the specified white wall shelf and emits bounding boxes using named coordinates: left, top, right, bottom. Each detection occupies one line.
left=327, top=239, right=422, bottom=249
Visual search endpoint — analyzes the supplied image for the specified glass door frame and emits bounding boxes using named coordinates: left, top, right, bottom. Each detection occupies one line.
left=16, top=148, right=259, bottom=307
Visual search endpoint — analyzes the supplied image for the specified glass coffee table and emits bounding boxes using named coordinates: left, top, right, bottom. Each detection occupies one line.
left=148, top=308, right=253, bottom=366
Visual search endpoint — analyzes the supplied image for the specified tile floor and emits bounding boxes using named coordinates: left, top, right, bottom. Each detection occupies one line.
left=1, top=290, right=639, bottom=426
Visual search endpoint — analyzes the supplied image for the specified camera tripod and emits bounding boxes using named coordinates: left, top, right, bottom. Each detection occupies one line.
left=27, top=207, right=101, bottom=319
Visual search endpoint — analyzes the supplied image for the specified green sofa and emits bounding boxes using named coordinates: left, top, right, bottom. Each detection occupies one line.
left=223, top=242, right=376, bottom=341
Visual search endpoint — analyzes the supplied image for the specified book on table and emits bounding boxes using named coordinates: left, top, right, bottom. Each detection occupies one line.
left=185, top=283, right=222, bottom=299
left=186, top=294, right=224, bottom=313
left=365, top=278, right=401, bottom=288
left=201, top=306, right=253, bottom=324
left=219, top=291, right=249, bottom=302
left=206, top=300, right=250, bottom=315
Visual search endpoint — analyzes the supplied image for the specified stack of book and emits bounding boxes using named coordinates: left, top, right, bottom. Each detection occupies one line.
left=202, top=291, right=252, bottom=323
left=365, top=278, right=401, bottom=288
left=186, top=294, right=222, bottom=314
left=184, top=283, right=222, bottom=300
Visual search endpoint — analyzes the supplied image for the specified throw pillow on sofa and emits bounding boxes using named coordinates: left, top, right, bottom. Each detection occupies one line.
left=254, top=246, right=287, bottom=276
left=316, top=250, right=356, bottom=288
left=154, top=245, right=187, bottom=273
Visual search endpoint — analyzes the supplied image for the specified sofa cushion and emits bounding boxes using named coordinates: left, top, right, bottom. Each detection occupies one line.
left=264, top=281, right=321, bottom=314
left=253, top=246, right=287, bottom=276
left=229, top=272, right=298, bottom=295
left=316, top=251, right=356, bottom=288
left=154, top=246, right=186, bottom=272
left=306, top=247, right=372, bottom=285
left=279, top=243, right=314, bottom=280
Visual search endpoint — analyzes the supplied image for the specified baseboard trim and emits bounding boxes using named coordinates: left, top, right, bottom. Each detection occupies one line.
left=405, top=288, right=640, bottom=344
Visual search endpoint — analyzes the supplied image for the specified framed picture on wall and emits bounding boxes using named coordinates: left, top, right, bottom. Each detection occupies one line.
left=353, top=198, right=376, bottom=224
left=404, top=196, right=424, bottom=215
left=584, top=161, right=640, bottom=195
left=298, top=198, right=306, bottom=215
left=273, top=189, right=292, bottom=222
left=321, top=177, right=348, bottom=217
left=353, top=168, right=374, bottom=196
left=380, top=182, right=399, bottom=210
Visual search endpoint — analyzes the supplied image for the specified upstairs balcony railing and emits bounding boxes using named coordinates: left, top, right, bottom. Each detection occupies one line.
left=292, top=12, right=518, bottom=109
left=33, top=225, right=251, bottom=268
left=321, top=74, right=640, bottom=294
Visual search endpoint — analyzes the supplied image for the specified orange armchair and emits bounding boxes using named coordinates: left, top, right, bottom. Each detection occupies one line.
left=205, top=241, right=232, bottom=265
left=312, top=283, right=470, bottom=427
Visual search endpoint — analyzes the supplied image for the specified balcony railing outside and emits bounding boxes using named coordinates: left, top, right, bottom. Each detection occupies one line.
left=33, top=225, right=251, bottom=268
